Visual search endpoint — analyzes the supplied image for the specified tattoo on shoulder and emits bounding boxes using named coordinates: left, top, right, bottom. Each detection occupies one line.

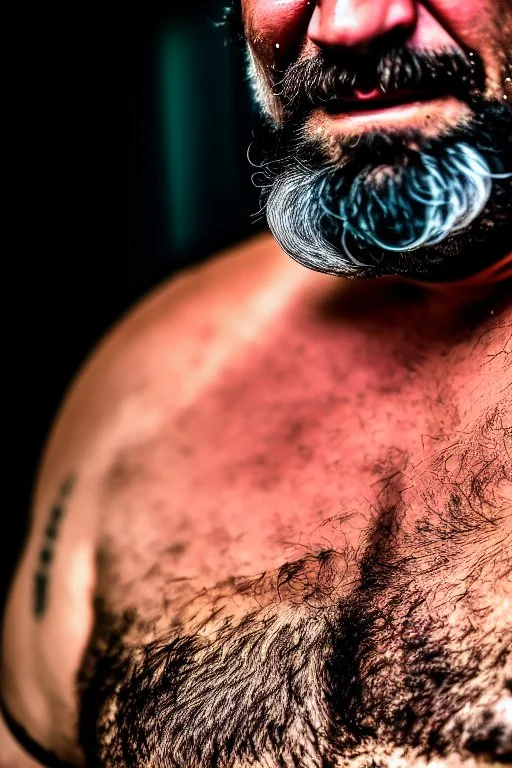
left=33, top=474, right=76, bottom=619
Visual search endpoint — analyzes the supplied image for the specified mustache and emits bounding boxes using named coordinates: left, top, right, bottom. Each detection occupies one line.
left=274, top=48, right=486, bottom=117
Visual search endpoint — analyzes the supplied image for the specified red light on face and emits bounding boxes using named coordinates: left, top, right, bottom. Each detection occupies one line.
left=244, top=0, right=314, bottom=67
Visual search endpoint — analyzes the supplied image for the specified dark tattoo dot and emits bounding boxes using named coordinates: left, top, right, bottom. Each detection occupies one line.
left=32, top=473, right=76, bottom=617
left=45, top=523, right=59, bottom=540
left=39, top=547, right=53, bottom=566
left=50, top=503, right=64, bottom=524
left=33, top=571, right=48, bottom=618
left=60, top=475, right=75, bottom=498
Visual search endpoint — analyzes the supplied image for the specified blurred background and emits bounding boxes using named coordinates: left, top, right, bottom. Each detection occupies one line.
left=4, top=1, right=263, bottom=608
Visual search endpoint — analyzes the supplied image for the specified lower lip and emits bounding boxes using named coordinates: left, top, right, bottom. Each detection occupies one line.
left=332, top=99, right=436, bottom=123
left=312, top=95, right=466, bottom=135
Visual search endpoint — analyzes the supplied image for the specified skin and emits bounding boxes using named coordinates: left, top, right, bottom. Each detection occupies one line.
left=242, top=0, right=511, bottom=125
left=1, top=1, right=511, bottom=766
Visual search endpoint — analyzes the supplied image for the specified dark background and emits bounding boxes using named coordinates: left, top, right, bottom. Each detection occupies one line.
left=4, top=1, right=263, bottom=609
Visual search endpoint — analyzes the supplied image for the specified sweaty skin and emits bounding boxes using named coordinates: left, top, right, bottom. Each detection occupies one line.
left=1, top=0, right=511, bottom=766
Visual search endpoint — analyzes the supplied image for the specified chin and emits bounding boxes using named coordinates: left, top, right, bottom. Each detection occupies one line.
left=259, top=99, right=512, bottom=283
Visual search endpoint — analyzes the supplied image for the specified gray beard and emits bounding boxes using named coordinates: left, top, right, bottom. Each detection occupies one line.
left=259, top=101, right=512, bottom=281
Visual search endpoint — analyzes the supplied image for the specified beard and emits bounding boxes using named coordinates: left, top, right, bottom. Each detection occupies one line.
left=251, top=50, right=512, bottom=282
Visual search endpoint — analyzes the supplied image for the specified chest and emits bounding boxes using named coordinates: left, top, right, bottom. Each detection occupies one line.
left=100, top=287, right=511, bottom=598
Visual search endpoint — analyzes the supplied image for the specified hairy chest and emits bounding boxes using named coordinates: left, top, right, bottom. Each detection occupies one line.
left=91, top=288, right=512, bottom=767
left=99, top=286, right=511, bottom=608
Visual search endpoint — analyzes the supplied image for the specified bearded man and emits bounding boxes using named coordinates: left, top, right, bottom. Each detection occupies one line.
left=1, top=1, right=511, bottom=767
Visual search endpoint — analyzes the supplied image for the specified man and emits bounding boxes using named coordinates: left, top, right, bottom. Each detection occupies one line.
left=1, top=0, right=511, bottom=766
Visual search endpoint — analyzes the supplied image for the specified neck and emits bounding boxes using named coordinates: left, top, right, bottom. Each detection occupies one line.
left=443, top=251, right=512, bottom=287
left=409, top=252, right=512, bottom=297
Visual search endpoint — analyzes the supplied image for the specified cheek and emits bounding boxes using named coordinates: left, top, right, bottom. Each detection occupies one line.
left=428, top=0, right=502, bottom=47
left=428, top=0, right=511, bottom=89
left=243, top=0, right=313, bottom=67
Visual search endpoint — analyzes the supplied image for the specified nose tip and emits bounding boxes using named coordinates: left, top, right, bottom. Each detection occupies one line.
left=464, top=697, right=512, bottom=762
left=308, top=0, right=417, bottom=53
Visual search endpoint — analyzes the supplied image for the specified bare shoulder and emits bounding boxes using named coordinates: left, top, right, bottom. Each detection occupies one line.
left=36, top=231, right=299, bottom=497
left=0, top=232, right=313, bottom=764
